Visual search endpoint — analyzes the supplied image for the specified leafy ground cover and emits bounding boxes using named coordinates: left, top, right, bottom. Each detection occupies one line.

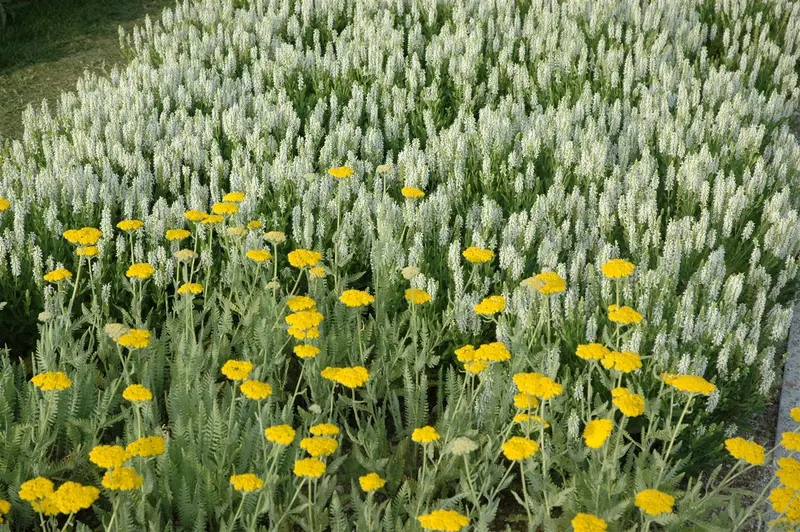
left=0, top=0, right=800, bottom=530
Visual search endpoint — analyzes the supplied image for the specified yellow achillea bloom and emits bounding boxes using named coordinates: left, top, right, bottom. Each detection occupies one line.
left=310, top=423, right=339, bottom=436
left=635, top=489, right=675, bottom=516
left=724, top=437, right=765, bottom=465
left=212, top=202, right=238, bottom=215
left=521, top=271, right=566, bottom=294
left=288, top=249, right=322, bottom=268
left=117, top=219, right=143, bottom=231
left=0, top=499, right=10, bottom=523
left=31, top=371, right=72, bottom=391
left=401, top=186, right=425, bottom=199
left=300, top=437, right=339, bottom=457
left=464, top=361, right=488, bottom=374
left=513, top=372, right=563, bottom=400
left=770, top=487, right=800, bottom=519
left=607, top=304, right=643, bottom=324
left=405, top=288, right=432, bottom=304
left=31, top=496, right=59, bottom=516
left=228, top=226, right=246, bottom=237
left=412, top=426, right=440, bottom=444
left=583, top=419, right=613, bottom=448
left=265, top=425, right=296, bottom=445
left=462, top=247, right=494, bottom=263
left=223, top=191, right=245, bottom=203
left=512, top=414, right=549, bottom=427
left=201, top=214, right=224, bottom=225
left=76, top=246, right=99, bottom=257
left=102, top=467, right=144, bottom=491
left=293, top=344, right=320, bottom=358
left=286, top=310, right=324, bottom=331
left=240, top=380, right=272, bottom=400
left=184, top=210, right=208, bottom=222
left=89, top=445, right=129, bottom=469
left=309, top=266, right=326, bottom=278
left=612, top=389, right=645, bottom=417
left=601, top=258, right=636, bottom=279
left=776, top=458, right=800, bottom=489
left=177, top=282, right=203, bottom=295
left=126, top=436, right=165, bottom=457
left=174, top=249, right=197, bottom=262
left=19, top=477, right=55, bottom=501
left=293, top=458, right=326, bottom=478
left=664, top=374, right=716, bottom=395
left=328, top=166, right=354, bottom=179
left=417, top=509, right=469, bottom=531
left=600, top=351, right=642, bottom=373
left=792, top=407, right=800, bottom=423
left=288, top=326, right=320, bottom=340
left=320, top=366, right=370, bottom=388
left=474, top=342, right=511, bottom=362
left=126, top=263, right=155, bottom=280
left=229, top=473, right=263, bottom=492
left=513, top=393, right=539, bottom=409
left=50, top=482, right=100, bottom=514
left=166, top=229, right=191, bottom=241
left=63, top=227, right=102, bottom=246
left=246, top=249, right=272, bottom=262
left=287, top=295, right=316, bottom=311
left=118, top=329, right=150, bottom=349
left=576, top=343, right=610, bottom=361
left=0, top=197, right=9, bottom=211
left=572, top=513, right=608, bottom=531
left=782, top=432, right=800, bottom=452
left=339, top=289, right=375, bottom=307
left=43, top=268, right=72, bottom=283
left=123, top=384, right=152, bottom=402
left=359, top=472, right=386, bottom=492
left=474, top=295, right=505, bottom=315
left=454, top=345, right=476, bottom=362
left=264, top=230, right=287, bottom=244
left=221, top=360, right=253, bottom=381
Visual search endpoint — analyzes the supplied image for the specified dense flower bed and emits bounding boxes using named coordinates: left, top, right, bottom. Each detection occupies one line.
left=1, top=0, right=800, bottom=530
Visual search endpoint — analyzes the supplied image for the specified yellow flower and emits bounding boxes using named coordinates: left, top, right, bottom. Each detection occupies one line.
left=572, top=513, right=608, bottom=532
left=89, top=445, right=129, bottom=469
left=293, top=344, right=320, bottom=359
left=612, top=390, right=645, bottom=417
left=126, top=263, right=155, bottom=280
left=240, top=380, right=272, bottom=400
left=576, top=343, right=611, bottom=361
left=76, top=246, right=99, bottom=257
left=287, top=295, right=316, bottom=311
left=264, top=230, right=287, bottom=244
left=19, top=477, right=55, bottom=501
left=310, top=423, right=339, bottom=436
left=293, top=458, right=326, bottom=478
left=512, top=413, right=549, bottom=427
left=230, top=473, right=263, bottom=492
left=770, top=487, right=800, bottom=520
left=792, top=407, right=800, bottom=423
left=288, top=326, right=320, bottom=340
left=607, top=304, right=643, bottom=324
left=285, top=310, right=324, bottom=331
left=513, top=372, right=563, bottom=400
left=223, top=192, right=246, bottom=203
left=309, top=266, right=326, bottom=278
left=782, top=432, right=800, bottom=452
left=246, top=249, right=272, bottom=262
left=412, top=426, right=440, bottom=444
left=118, top=329, right=151, bottom=349
left=0, top=499, right=10, bottom=522
left=602, top=259, right=636, bottom=279
left=63, top=227, right=102, bottom=246
left=173, top=249, right=197, bottom=262
left=401, top=265, right=420, bottom=279
left=376, top=163, right=392, bottom=174
left=288, top=249, right=322, bottom=268
left=474, top=342, right=511, bottom=362
left=401, top=186, right=425, bottom=199
left=474, top=295, right=505, bottom=315
left=227, top=225, right=244, bottom=239
left=454, top=345, right=476, bottom=362
left=513, top=393, right=539, bottom=409
left=339, top=289, right=375, bottom=307
left=102, top=467, right=143, bottom=491
left=126, top=436, right=165, bottom=457
left=221, top=360, right=253, bottom=381
left=212, top=202, right=238, bottom=215
left=166, top=229, right=191, bottom=241
left=300, top=437, right=339, bottom=457
left=30, top=371, right=72, bottom=391
left=50, top=482, right=100, bottom=514
left=464, top=361, right=489, bottom=374
left=665, top=374, right=716, bottom=396
left=320, top=366, right=370, bottom=388
left=635, top=489, right=675, bottom=516
left=462, top=247, right=494, bottom=264
left=247, top=220, right=263, bottom=230
left=502, top=436, right=540, bottom=460
left=201, top=214, right=224, bottom=225
left=417, top=509, right=469, bottom=531
left=117, top=219, right=143, bottom=231
left=405, top=288, right=432, bottom=304
left=31, top=496, right=60, bottom=516
left=177, top=282, right=203, bottom=295
left=184, top=210, right=208, bottom=222
left=359, top=472, right=386, bottom=492
left=123, top=384, right=152, bottom=402
left=600, top=351, right=642, bottom=373
left=43, top=268, right=72, bottom=283
left=776, top=458, right=800, bottom=489
left=724, top=437, right=766, bottom=465
left=265, top=424, right=296, bottom=445
left=583, top=419, right=613, bottom=448
left=521, top=271, right=566, bottom=294
left=0, top=198, right=10, bottom=211
left=328, top=166, right=354, bottom=179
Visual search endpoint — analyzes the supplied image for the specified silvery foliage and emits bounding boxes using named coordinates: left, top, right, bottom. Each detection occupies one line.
left=0, top=0, right=798, bottom=400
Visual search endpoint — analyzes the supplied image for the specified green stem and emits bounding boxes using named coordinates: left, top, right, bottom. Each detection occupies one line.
left=274, top=479, right=305, bottom=529
left=656, top=395, right=694, bottom=485
left=520, top=461, right=534, bottom=527
left=229, top=494, right=246, bottom=532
